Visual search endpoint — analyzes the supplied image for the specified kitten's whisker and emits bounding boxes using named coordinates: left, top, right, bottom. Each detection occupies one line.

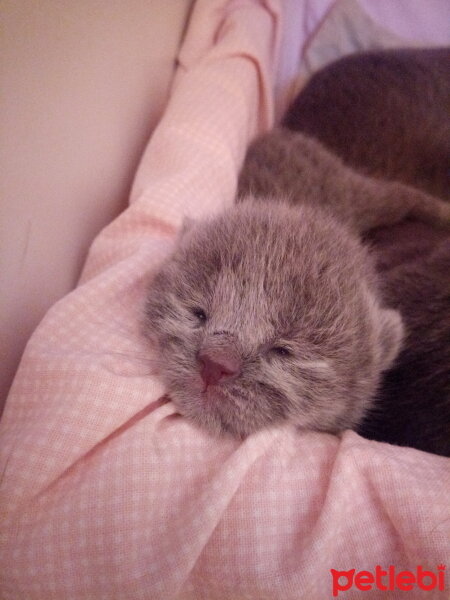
left=296, top=360, right=334, bottom=374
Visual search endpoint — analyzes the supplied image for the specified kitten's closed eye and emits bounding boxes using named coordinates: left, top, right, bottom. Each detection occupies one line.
left=270, top=346, right=292, bottom=357
left=191, top=308, right=207, bottom=324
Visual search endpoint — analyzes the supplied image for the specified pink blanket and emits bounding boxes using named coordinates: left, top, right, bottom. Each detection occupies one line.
left=1, top=1, right=448, bottom=598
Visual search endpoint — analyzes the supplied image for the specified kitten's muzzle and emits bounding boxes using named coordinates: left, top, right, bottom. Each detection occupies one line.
left=198, top=345, right=242, bottom=389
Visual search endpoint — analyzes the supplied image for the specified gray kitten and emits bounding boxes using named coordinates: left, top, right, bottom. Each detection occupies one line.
left=144, top=198, right=403, bottom=438
left=144, top=132, right=449, bottom=441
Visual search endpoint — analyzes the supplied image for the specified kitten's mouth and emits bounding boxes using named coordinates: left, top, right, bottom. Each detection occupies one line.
left=193, top=371, right=235, bottom=397
left=169, top=377, right=284, bottom=438
left=201, top=383, right=230, bottom=401
left=178, top=374, right=238, bottom=408
left=172, top=373, right=231, bottom=399
left=168, top=379, right=244, bottom=433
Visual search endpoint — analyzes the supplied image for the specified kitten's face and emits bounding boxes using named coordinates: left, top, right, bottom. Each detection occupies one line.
left=145, top=201, right=403, bottom=438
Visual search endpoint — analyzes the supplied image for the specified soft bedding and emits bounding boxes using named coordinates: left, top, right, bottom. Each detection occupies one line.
left=0, top=1, right=449, bottom=599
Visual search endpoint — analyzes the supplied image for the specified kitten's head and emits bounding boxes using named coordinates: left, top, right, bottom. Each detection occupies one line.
left=144, top=200, right=403, bottom=438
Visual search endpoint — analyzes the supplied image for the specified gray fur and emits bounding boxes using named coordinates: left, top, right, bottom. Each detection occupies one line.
left=283, top=47, right=450, bottom=456
left=145, top=197, right=404, bottom=438
left=283, top=47, right=450, bottom=200
left=144, top=47, right=450, bottom=453
left=238, top=129, right=450, bottom=232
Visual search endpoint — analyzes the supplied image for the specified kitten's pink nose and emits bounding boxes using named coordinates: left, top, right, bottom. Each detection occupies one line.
left=198, top=349, right=241, bottom=388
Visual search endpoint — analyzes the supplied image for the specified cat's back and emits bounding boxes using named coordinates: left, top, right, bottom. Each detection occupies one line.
left=281, top=47, right=450, bottom=455
left=283, top=47, right=450, bottom=199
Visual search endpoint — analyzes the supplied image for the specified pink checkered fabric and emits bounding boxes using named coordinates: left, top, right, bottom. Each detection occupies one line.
left=1, top=1, right=448, bottom=598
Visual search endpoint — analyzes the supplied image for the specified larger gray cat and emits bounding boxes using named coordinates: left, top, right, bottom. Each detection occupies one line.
left=144, top=48, right=450, bottom=455
left=282, top=48, right=450, bottom=456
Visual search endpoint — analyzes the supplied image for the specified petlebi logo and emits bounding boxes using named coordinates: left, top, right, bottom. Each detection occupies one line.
left=330, top=564, right=446, bottom=597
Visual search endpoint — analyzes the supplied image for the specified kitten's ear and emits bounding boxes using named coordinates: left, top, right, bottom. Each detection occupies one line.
left=179, top=217, right=196, bottom=238
left=378, top=308, right=404, bottom=371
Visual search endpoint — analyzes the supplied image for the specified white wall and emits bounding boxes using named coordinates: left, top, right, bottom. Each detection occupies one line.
left=0, top=0, right=194, bottom=411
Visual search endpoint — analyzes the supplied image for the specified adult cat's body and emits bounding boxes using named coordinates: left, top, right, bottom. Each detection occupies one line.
left=145, top=48, right=450, bottom=455
left=284, top=47, right=450, bottom=201
left=280, top=48, right=450, bottom=456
